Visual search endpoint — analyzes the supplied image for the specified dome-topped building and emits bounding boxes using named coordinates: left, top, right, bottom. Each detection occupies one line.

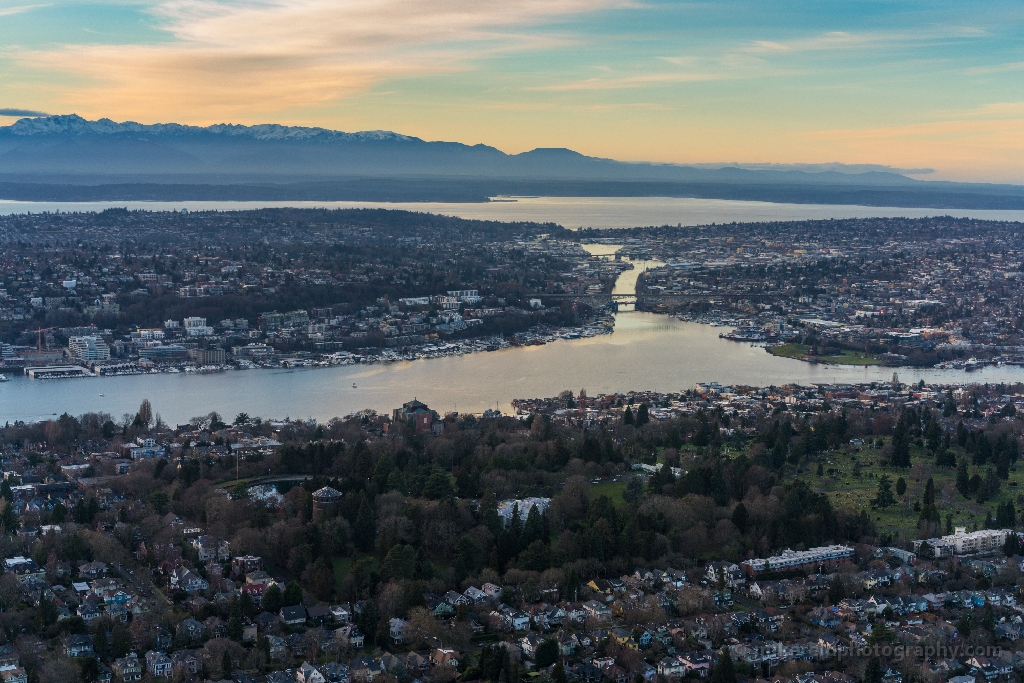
left=312, top=486, right=342, bottom=521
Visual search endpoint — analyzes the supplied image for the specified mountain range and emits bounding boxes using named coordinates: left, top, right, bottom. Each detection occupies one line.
left=2, top=114, right=1023, bottom=208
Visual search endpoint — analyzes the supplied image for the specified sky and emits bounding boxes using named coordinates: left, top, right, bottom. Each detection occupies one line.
left=2, top=0, right=1024, bottom=182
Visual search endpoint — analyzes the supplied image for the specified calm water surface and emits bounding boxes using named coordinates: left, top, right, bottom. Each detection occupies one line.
left=3, top=311, right=1023, bottom=424
left=4, top=196, right=1024, bottom=229
left=2, top=203, right=1024, bottom=423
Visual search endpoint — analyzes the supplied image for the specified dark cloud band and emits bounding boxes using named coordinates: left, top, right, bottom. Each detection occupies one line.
left=0, top=108, right=49, bottom=117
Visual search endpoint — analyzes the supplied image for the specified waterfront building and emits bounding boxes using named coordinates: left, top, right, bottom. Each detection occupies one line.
left=68, top=336, right=110, bottom=361
left=183, top=317, right=215, bottom=337
left=392, top=399, right=442, bottom=434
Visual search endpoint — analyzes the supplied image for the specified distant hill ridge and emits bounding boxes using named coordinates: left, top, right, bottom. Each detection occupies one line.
left=2, top=114, right=1024, bottom=209
left=5, top=114, right=419, bottom=142
left=0, top=114, right=914, bottom=184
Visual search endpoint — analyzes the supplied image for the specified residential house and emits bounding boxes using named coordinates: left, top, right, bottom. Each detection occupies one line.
left=307, top=604, right=332, bottom=626
left=403, top=652, right=430, bottom=675
left=431, top=649, right=461, bottom=668
left=658, top=656, right=687, bottom=678
left=175, top=617, right=205, bottom=644
left=601, top=664, right=629, bottom=683
left=351, top=657, right=384, bottom=683
left=62, top=634, right=94, bottom=658
left=266, top=635, right=288, bottom=660
left=144, top=651, right=173, bottom=679
left=679, top=653, right=713, bottom=677
left=424, top=592, right=455, bottom=617
left=0, top=645, right=18, bottom=667
left=297, top=662, right=327, bottom=683
left=152, top=626, right=173, bottom=650
left=78, top=561, right=107, bottom=579
left=0, top=668, right=27, bottom=683
left=169, top=567, right=208, bottom=593
left=191, top=535, right=230, bottom=563
left=389, top=618, right=411, bottom=645
left=582, top=600, right=612, bottom=621
left=334, top=624, right=364, bottom=648
left=171, top=651, right=200, bottom=676
left=499, top=606, right=531, bottom=631
left=281, top=605, right=307, bottom=627
left=204, top=616, right=226, bottom=639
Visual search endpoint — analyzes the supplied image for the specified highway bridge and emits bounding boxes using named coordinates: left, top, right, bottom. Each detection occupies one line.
left=537, top=292, right=773, bottom=304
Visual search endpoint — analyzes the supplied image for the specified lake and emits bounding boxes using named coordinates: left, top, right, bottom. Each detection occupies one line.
left=2, top=248, right=1022, bottom=424
left=4, top=195, right=1024, bottom=229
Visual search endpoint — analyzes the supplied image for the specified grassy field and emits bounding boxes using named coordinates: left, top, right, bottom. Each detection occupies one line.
left=589, top=481, right=628, bottom=508
left=769, top=343, right=885, bottom=366
left=793, top=440, right=1024, bottom=543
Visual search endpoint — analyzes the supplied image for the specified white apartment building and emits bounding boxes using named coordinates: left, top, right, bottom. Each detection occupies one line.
left=740, top=545, right=855, bottom=575
left=914, top=527, right=1013, bottom=557
left=497, top=497, right=551, bottom=528
left=68, top=336, right=111, bottom=361
left=183, top=317, right=215, bottom=337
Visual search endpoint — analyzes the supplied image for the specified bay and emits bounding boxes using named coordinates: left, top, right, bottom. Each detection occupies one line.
left=4, top=196, right=1024, bottom=229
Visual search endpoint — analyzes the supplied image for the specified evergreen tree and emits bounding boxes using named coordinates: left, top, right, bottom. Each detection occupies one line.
left=636, top=404, right=650, bottom=426
left=112, top=624, right=132, bottom=657
left=892, top=429, right=911, bottom=468
left=481, top=492, right=501, bottom=534
left=509, top=503, right=524, bottom=542
left=354, top=495, right=376, bottom=552
left=284, top=581, right=303, bottom=606
left=956, top=458, right=971, bottom=495
left=920, top=478, right=939, bottom=524
left=827, top=575, right=846, bottom=604
left=553, top=660, right=568, bottom=683
left=535, top=639, right=559, bottom=668
left=710, top=650, right=736, bottom=683
left=262, top=584, right=283, bottom=613
left=227, top=597, right=244, bottom=640
left=731, top=503, right=749, bottom=534
left=79, top=657, right=100, bottom=683
left=925, top=418, right=942, bottom=453
left=872, top=474, right=896, bottom=508
left=521, top=505, right=544, bottom=549
left=864, top=657, right=883, bottom=683
left=622, top=407, right=634, bottom=425
left=222, top=651, right=233, bottom=680
left=895, top=477, right=907, bottom=496
left=0, top=499, right=18, bottom=535
left=1003, top=532, right=1023, bottom=557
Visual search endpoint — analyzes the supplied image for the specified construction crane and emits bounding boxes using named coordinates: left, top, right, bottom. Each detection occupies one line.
left=32, top=327, right=57, bottom=358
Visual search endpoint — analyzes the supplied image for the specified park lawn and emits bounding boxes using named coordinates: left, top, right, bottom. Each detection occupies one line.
left=589, top=481, right=628, bottom=509
left=768, top=343, right=884, bottom=366
left=333, top=557, right=352, bottom=590
left=793, top=441, right=1024, bottom=543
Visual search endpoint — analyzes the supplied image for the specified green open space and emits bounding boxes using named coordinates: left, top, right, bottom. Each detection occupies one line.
left=768, top=343, right=885, bottom=365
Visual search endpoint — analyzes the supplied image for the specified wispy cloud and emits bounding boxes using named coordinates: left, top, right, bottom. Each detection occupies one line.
left=962, top=61, right=1024, bottom=76
left=0, top=3, right=48, bottom=17
left=19, top=0, right=626, bottom=120
left=530, top=71, right=740, bottom=91
left=741, top=26, right=986, bottom=55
